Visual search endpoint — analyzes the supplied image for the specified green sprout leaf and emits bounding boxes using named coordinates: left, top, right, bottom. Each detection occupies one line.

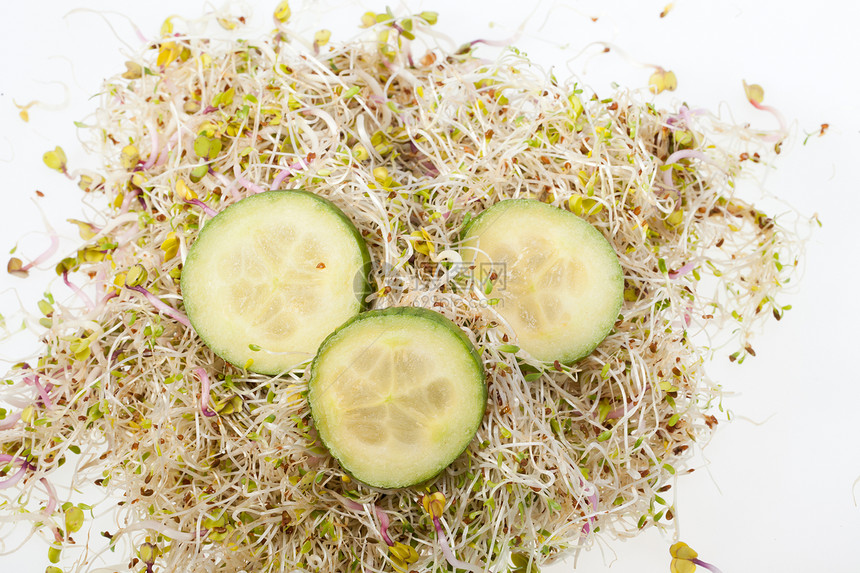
left=419, top=11, right=438, bottom=25
left=48, top=544, right=61, bottom=564
left=42, top=146, right=68, bottom=173
left=65, top=506, right=85, bottom=534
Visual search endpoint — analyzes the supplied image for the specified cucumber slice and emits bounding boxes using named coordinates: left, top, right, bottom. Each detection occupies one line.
left=181, top=190, right=371, bottom=374
left=461, top=199, right=623, bottom=363
left=308, top=307, right=486, bottom=489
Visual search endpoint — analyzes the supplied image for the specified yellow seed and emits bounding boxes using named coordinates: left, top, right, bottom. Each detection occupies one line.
left=581, top=198, right=603, bottom=215
left=21, top=405, right=35, bottom=424
left=667, top=209, right=684, bottom=227
left=157, top=41, right=180, bottom=67
left=121, top=145, right=140, bottom=170
left=568, top=195, right=583, bottom=215
left=419, top=227, right=435, bottom=250
left=79, top=247, right=106, bottom=263
left=138, top=542, right=156, bottom=563
left=421, top=492, right=445, bottom=518
left=122, top=61, right=143, bottom=80
left=217, top=17, right=239, bottom=30
left=374, top=143, right=393, bottom=156
left=160, top=17, right=174, bottom=37
left=663, top=71, right=678, bottom=91
left=78, top=174, right=103, bottom=193
left=314, top=29, right=331, bottom=46
left=568, top=94, right=584, bottom=118
left=409, top=231, right=430, bottom=255
left=161, top=233, right=180, bottom=261
left=743, top=80, right=765, bottom=104
left=19, top=110, right=29, bottom=122
left=183, top=101, right=201, bottom=114
left=649, top=69, right=678, bottom=94
left=670, top=558, right=697, bottom=573
left=670, top=542, right=699, bottom=560
left=360, top=11, right=377, bottom=28
left=352, top=144, right=369, bottom=161
left=274, top=1, right=291, bottom=23
left=285, top=384, right=303, bottom=404
left=389, top=542, right=418, bottom=563
left=372, top=166, right=389, bottom=182
left=42, top=146, right=67, bottom=172
left=175, top=179, right=197, bottom=201
left=125, top=264, right=148, bottom=287
left=131, top=173, right=146, bottom=188
left=68, top=219, right=97, bottom=240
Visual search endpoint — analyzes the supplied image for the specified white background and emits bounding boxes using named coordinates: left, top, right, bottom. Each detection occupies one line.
left=1, top=0, right=858, bottom=571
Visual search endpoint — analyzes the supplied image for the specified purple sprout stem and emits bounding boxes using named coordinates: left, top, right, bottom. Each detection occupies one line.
left=154, top=133, right=175, bottom=167
left=343, top=499, right=363, bottom=511
left=185, top=198, right=218, bottom=218
left=235, top=173, right=266, bottom=195
left=668, top=261, right=696, bottom=280
left=128, top=286, right=192, bottom=328
left=119, top=188, right=140, bottom=214
left=579, top=478, right=599, bottom=535
left=271, top=162, right=304, bottom=189
left=469, top=33, right=521, bottom=48
left=0, top=456, right=33, bottom=490
left=374, top=506, right=393, bottom=547
left=209, top=169, right=241, bottom=201
left=28, top=376, right=53, bottom=410
left=41, top=477, right=58, bottom=515
left=691, top=558, right=724, bottom=573
left=662, top=149, right=716, bottom=191
left=142, top=129, right=160, bottom=170
left=194, top=368, right=217, bottom=418
left=0, top=466, right=27, bottom=490
left=604, top=404, right=630, bottom=420
left=0, top=413, right=21, bottom=430
left=20, top=233, right=60, bottom=272
left=750, top=99, right=788, bottom=142
left=62, top=271, right=96, bottom=312
left=431, top=517, right=480, bottom=573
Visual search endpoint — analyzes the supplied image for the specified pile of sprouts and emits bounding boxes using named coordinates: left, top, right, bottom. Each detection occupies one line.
left=0, top=6, right=800, bottom=573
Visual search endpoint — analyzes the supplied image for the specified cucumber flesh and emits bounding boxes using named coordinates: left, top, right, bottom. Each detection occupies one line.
left=308, top=307, right=486, bottom=489
left=181, top=190, right=370, bottom=374
left=461, top=199, right=623, bottom=363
